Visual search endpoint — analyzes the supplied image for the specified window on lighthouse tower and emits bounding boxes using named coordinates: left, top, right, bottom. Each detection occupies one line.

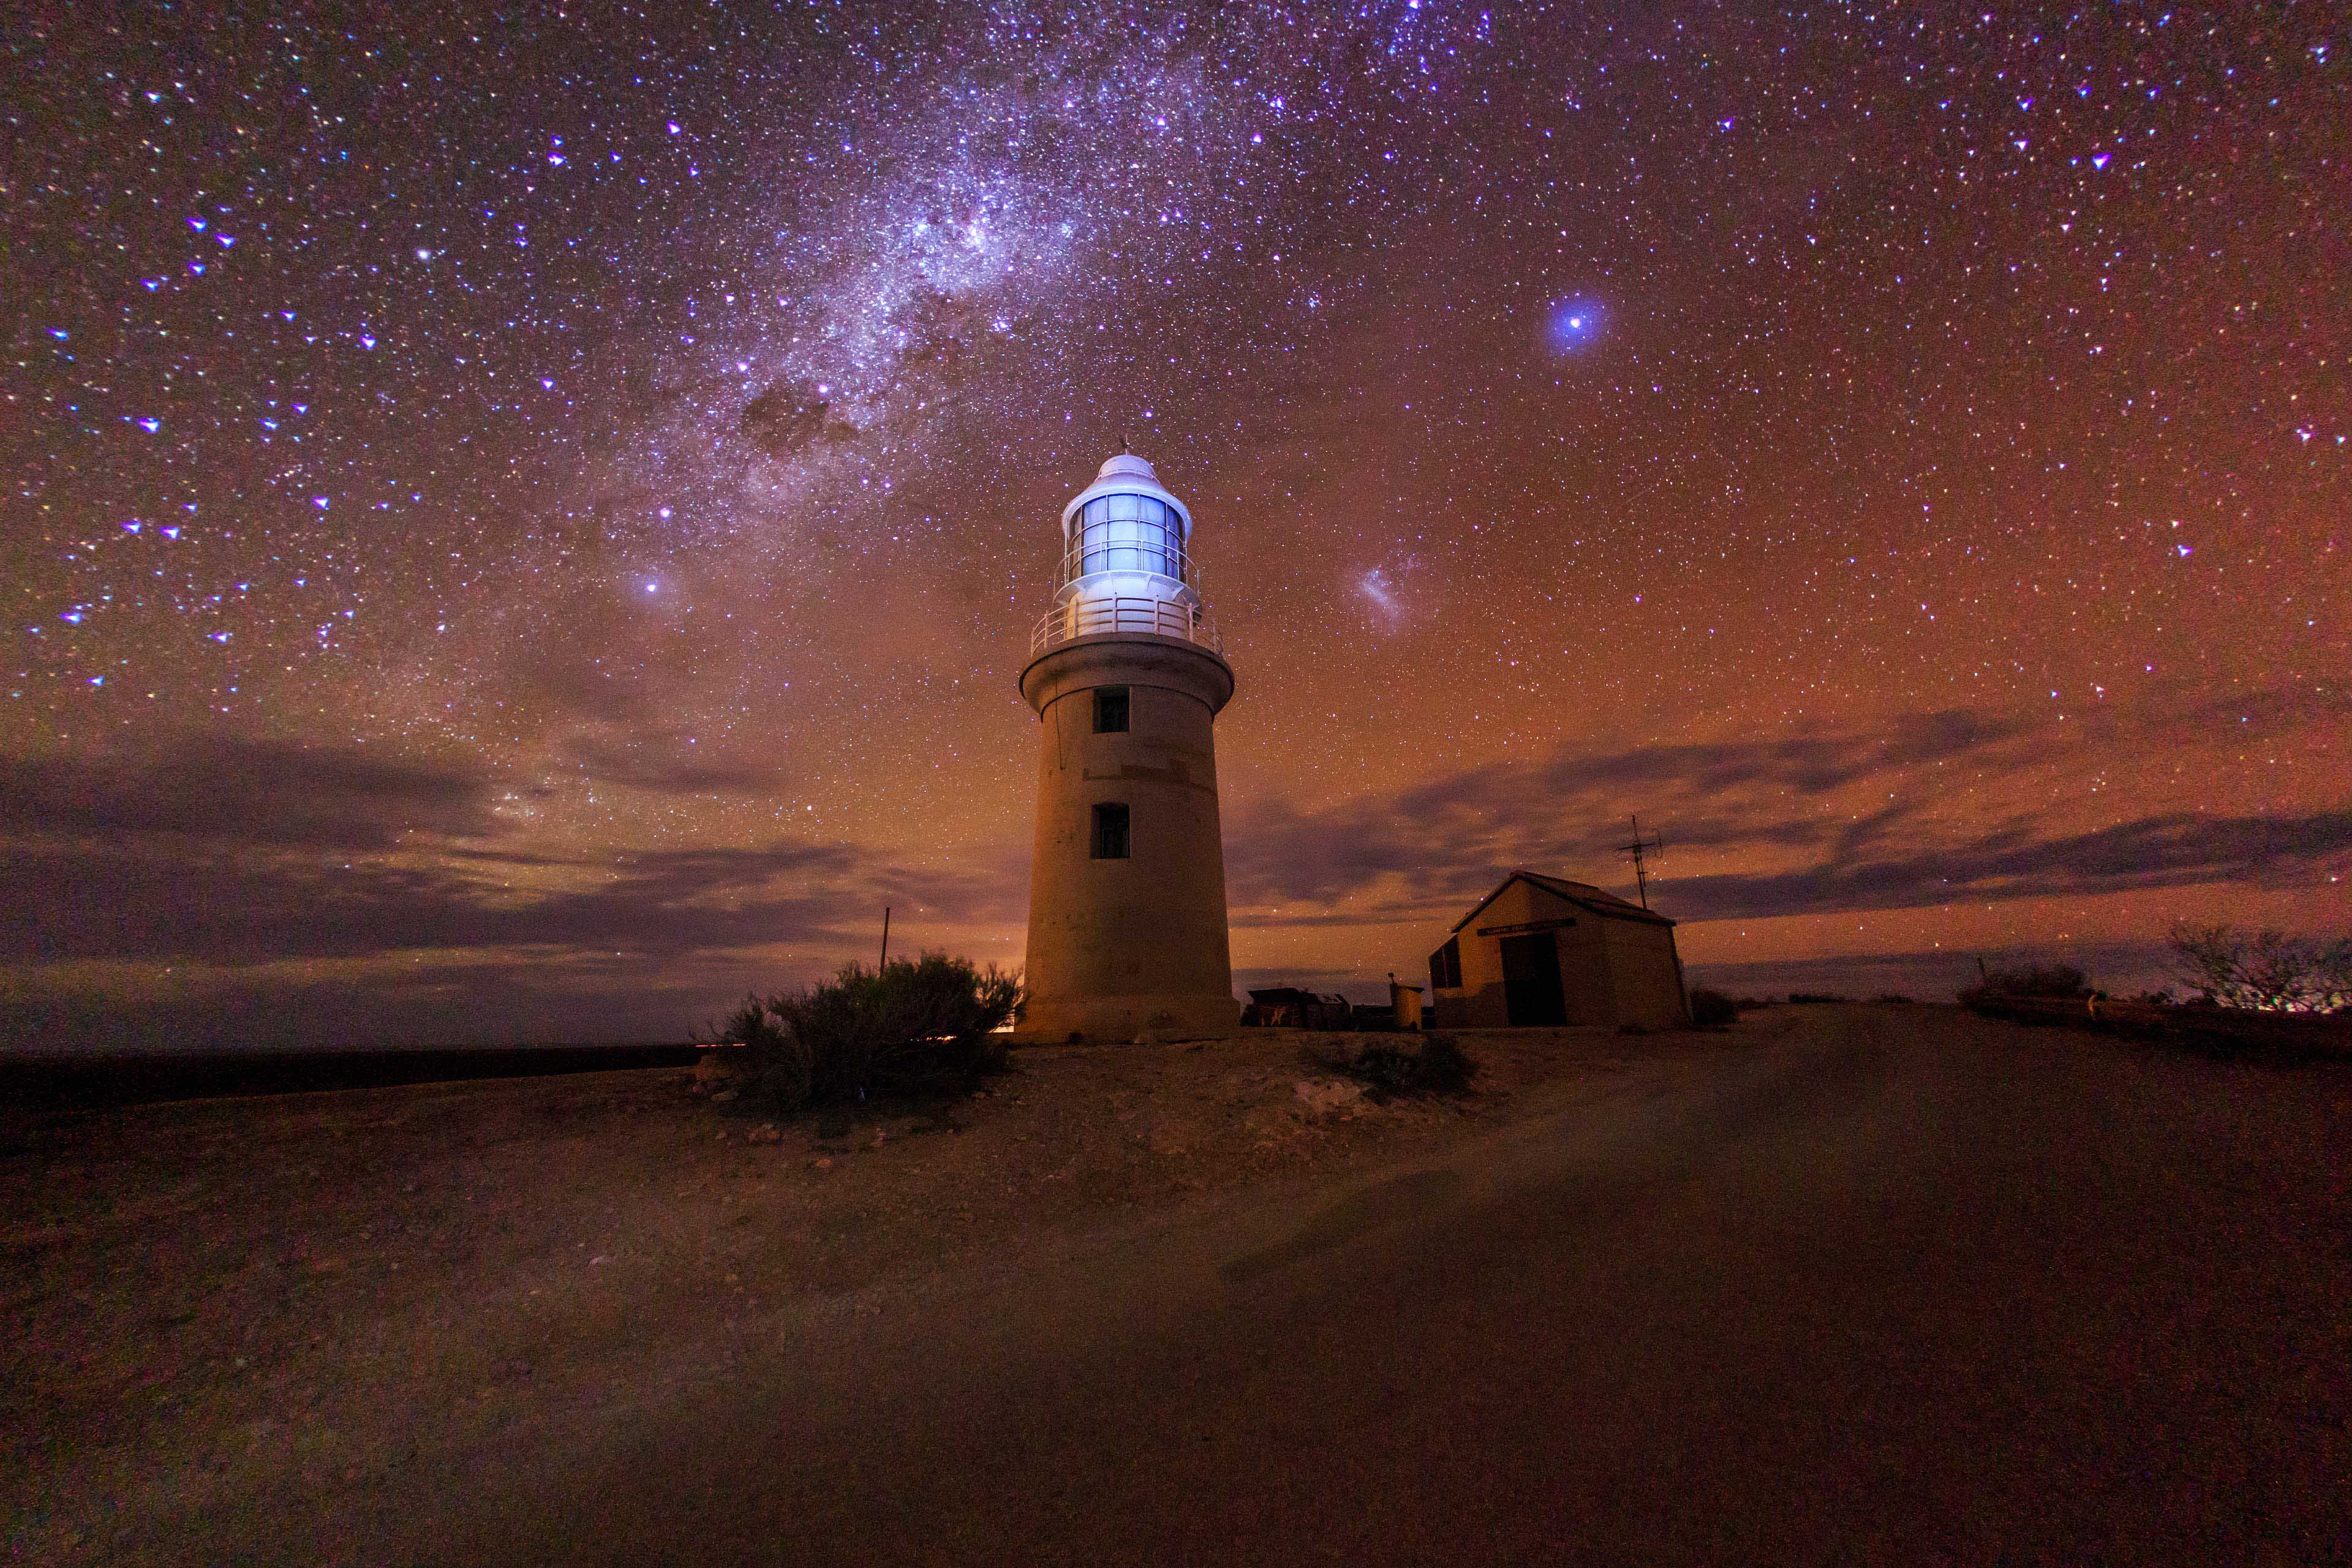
left=1093, top=687, right=1130, bottom=733
left=1091, top=802, right=1131, bottom=859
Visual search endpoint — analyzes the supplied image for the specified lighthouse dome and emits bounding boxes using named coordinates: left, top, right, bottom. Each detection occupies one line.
left=1059, top=451, right=1193, bottom=543
left=1095, top=452, right=1159, bottom=483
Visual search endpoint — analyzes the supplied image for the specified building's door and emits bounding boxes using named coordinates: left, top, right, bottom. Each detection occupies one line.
left=1501, top=933, right=1567, bottom=1026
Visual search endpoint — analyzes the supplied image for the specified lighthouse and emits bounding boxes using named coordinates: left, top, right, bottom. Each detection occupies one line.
left=1016, top=451, right=1237, bottom=1041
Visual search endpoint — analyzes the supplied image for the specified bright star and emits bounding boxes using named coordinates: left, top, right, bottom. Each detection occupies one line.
left=1545, top=298, right=1604, bottom=354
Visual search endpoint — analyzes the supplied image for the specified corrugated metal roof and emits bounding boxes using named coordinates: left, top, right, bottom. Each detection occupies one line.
left=1449, top=869, right=1678, bottom=933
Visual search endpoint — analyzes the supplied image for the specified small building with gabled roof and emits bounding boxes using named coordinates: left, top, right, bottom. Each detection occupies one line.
left=1427, top=870, right=1689, bottom=1031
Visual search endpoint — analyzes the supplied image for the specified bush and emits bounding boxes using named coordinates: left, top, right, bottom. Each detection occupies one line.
left=1872, top=992, right=1915, bottom=1005
left=1788, top=992, right=1850, bottom=1005
left=1688, top=987, right=1738, bottom=1028
left=717, top=953, right=1022, bottom=1115
left=1323, top=1033, right=1477, bottom=1098
left=1980, top=963, right=2087, bottom=999
left=2169, top=923, right=2352, bottom=1013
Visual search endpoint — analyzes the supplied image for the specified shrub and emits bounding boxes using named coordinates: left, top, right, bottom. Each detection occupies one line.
left=718, top=953, right=1022, bottom=1115
left=1788, top=992, right=1850, bottom=1005
left=2169, top=924, right=2352, bottom=1014
left=716, top=995, right=805, bottom=1108
left=1323, top=1033, right=1477, bottom=1098
left=1980, top=963, right=2087, bottom=999
left=1688, top=987, right=1738, bottom=1028
left=1872, top=992, right=1915, bottom=1005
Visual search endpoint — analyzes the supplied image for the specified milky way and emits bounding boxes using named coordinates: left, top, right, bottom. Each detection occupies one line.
left=4, top=3, right=2346, bottom=1049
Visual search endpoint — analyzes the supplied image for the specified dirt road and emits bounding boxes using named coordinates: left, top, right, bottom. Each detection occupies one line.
left=13, top=1008, right=2349, bottom=1562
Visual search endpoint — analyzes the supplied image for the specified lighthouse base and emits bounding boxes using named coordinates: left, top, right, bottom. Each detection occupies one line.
left=1014, top=990, right=1239, bottom=1045
left=1016, top=631, right=1239, bottom=1047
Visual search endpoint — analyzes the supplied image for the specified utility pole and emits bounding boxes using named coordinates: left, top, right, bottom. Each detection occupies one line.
left=1616, top=814, right=1665, bottom=909
left=878, top=905, right=891, bottom=968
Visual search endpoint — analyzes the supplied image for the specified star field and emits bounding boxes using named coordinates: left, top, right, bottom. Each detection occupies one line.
left=3, top=2, right=2345, bottom=1048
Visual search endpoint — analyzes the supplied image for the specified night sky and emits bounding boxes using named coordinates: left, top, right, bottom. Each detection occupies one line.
left=5, top=2, right=2345, bottom=1051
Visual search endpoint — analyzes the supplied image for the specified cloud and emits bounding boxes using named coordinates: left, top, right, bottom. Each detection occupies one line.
left=555, top=731, right=785, bottom=794
left=0, top=837, right=1020, bottom=968
left=0, top=734, right=1016, bottom=990
left=0, top=814, right=1024, bottom=1050
left=1664, top=809, right=2352, bottom=923
left=0, top=736, right=499, bottom=849
left=1527, top=708, right=2028, bottom=799
left=1226, top=710, right=2022, bottom=910
left=8, top=696, right=2336, bottom=1053
left=1226, top=709, right=2352, bottom=927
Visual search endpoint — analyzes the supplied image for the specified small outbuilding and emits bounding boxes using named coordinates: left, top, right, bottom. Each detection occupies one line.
left=1241, top=987, right=1353, bottom=1030
left=1427, top=870, right=1689, bottom=1030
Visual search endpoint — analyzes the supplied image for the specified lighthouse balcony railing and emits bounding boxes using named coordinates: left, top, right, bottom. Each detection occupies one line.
left=1030, top=597, right=1223, bottom=656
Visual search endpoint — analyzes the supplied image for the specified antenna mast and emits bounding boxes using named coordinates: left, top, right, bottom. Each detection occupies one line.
left=1616, top=814, right=1665, bottom=909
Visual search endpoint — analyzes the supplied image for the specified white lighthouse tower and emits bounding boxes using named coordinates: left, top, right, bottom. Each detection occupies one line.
left=1016, top=451, right=1237, bottom=1042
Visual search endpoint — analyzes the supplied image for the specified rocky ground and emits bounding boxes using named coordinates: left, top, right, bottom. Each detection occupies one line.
left=3, top=1020, right=1749, bottom=1557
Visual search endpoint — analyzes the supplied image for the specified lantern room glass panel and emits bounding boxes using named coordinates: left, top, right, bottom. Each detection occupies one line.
left=1070, top=493, right=1182, bottom=581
